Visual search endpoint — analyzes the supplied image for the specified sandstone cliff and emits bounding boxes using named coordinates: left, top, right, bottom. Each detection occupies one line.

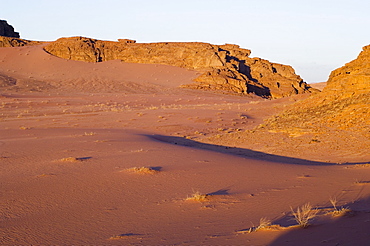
left=0, top=20, right=19, bottom=38
left=325, top=45, right=370, bottom=96
left=262, top=44, right=370, bottom=133
left=44, top=36, right=315, bottom=98
left=0, top=36, right=41, bottom=47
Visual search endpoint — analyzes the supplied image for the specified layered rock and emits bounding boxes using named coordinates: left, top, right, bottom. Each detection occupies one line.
left=262, top=44, right=370, bottom=133
left=0, top=20, right=19, bottom=38
left=44, top=36, right=315, bottom=98
left=0, top=36, right=41, bottom=47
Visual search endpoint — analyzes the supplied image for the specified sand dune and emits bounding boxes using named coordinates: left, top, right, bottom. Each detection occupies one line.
left=1, top=44, right=369, bottom=245
left=0, top=44, right=198, bottom=93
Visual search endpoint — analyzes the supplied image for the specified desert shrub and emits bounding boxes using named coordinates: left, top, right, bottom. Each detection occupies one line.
left=126, top=167, right=159, bottom=174
left=291, top=203, right=318, bottom=228
left=186, top=191, right=209, bottom=202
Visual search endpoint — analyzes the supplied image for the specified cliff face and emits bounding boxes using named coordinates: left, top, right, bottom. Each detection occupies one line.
left=0, top=20, right=20, bottom=38
left=262, top=44, right=370, bottom=133
left=325, top=45, right=370, bottom=96
left=44, top=36, right=314, bottom=98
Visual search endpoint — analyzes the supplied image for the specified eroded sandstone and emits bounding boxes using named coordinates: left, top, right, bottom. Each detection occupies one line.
left=43, top=36, right=315, bottom=98
left=325, top=45, right=370, bottom=96
left=262, top=44, right=370, bottom=133
left=0, top=36, right=41, bottom=47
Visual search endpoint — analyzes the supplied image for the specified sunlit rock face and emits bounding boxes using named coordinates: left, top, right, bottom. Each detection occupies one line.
left=44, top=36, right=315, bottom=98
left=262, top=44, right=370, bottom=133
left=325, top=44, right=370, bottom=97
left=0, top=36, right=41, bottom=47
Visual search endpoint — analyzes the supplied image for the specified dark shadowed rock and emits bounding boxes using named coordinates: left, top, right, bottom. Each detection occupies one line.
left=0, top=20, right=20, bottom=38
left=0, top=21, right=41, bottom=47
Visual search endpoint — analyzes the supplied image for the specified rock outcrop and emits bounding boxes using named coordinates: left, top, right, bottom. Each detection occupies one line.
left=0, top=21, right=41, bottom=47
left=0, top=20, right=19, bottom=38
left=262, top=44, right=370, bottom=133
left=325, top=45, right=370, bottom=96
left=0, top=36, right=41, bottom=47
left=44, top=36, right=315, bottom=98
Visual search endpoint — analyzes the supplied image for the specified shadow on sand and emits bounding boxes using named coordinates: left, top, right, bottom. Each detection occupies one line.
left=146, top=134, right=369, bottom=166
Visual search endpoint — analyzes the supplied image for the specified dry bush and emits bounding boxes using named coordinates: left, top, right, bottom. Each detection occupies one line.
left=59, top=157, right=82, bottom=162
left=291, top=203, right=318, bottom=228
left=186, top=191, right=209, bottom=202
left=329, top=197, right=338, bottom=210
left=329, top=197, right=351, bottom=217
left=108, top=233, right=137, bottom=240
left=331, top=207, right=352, bottom=217
left=237, top=218, right=285, bottom=234
left=255, top=217, right=272, bottom=231
left=354, top=179, right=370, bottom=185
left=126, top=167, right=158, bottom=175
left=253, top=218, right=285, bottom=232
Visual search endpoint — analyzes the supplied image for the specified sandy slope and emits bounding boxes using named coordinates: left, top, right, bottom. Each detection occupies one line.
left=1, top=45, right=370, bottom=245
left=309, top=82, right=326, bottom=91
left=0, top=44, right=198, bottom=93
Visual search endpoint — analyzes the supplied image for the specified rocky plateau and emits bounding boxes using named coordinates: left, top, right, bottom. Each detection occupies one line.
left=0, top=20, right=316, bottom=98
left=43, top=36, right=316, bottom=98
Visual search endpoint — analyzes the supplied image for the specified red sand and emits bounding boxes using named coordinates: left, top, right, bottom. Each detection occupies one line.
left=1, top=45, right=369, bottom=245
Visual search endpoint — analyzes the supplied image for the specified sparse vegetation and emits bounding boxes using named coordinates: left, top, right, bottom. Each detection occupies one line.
left=329, top=197, right=352, bottom=217
left=59, top=157, right=83, bottom=162
left=290, top=203, right=318, bottom=228
left=329, top=196, right=338, bottom=210
left=256, top=217, right=271, bottom=230
left=130, top=148, right=145, bottom=153
left=126, top=167, right=158, bottom=174
left=354, top=179, right=370, bottom=185
left=186, top=191, right=209, bottom=202
left=108, top=233, right=138, bottom=240
left=331, top=207, right=351, bottom=217
left=237, top=218, right=285, bottom=234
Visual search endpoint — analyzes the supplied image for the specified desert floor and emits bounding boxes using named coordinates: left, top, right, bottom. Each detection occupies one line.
left=1, top=45, right=370, bottom=245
